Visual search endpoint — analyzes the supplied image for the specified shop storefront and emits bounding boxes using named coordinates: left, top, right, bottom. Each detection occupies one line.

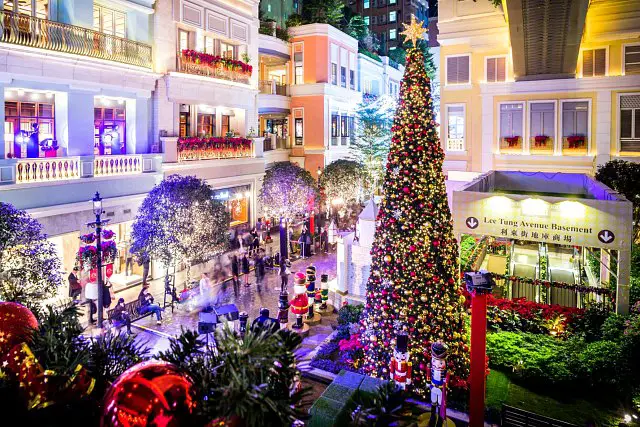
left=212, top=185, right=252, bottom=228
left=4, top=89, right=57, bottom=158
left=452, top=171, right=634, bottom=313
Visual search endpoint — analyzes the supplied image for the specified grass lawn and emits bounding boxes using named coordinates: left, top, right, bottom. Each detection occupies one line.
left=485, top=370, right=622, bottom=426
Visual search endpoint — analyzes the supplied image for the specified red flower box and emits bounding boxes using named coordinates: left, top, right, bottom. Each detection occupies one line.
left=566, top=135, right=585, bottom=149
left=177, top=137, right=253, bottom=161
left=504, top=136, right=520, bottom=147
left=181, top=49, right=252, bottom=76
left=534, top=135, right=549, bottom=147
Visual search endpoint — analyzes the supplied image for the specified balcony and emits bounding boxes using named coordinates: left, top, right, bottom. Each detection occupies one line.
left=0, top=10, right=152, bottom=69
left=259, top=80, right=288, bottom=96
left=178, top=50, right=252, bottom=85
left=263, top=135, right=290, bottom=151
left=177, top=137, right=254, bottom=162
left=94, top=155, right=143, bottom=177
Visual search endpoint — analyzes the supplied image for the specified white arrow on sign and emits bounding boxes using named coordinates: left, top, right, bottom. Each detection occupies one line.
left=466, top=217, right=479, bottom=229
left=598, top=230, right=615, bottom=243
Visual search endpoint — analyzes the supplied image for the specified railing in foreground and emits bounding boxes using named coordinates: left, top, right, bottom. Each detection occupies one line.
left=0, top=10, right=152, bottom=69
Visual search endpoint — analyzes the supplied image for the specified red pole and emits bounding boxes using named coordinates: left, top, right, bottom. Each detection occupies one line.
left=469, top=292, right=487, bottom=427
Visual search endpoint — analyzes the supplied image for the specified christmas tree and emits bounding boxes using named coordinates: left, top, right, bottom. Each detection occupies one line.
left=359, top=16, right=470, bottom=397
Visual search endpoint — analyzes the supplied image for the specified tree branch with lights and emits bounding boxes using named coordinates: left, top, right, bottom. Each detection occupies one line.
left=259, top=162, right=317, bottom=221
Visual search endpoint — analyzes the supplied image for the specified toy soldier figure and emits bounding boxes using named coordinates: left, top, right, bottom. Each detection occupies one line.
left=426, top=341, right=450, bottom=427
left=319, top=274, right=329, bottom=310
left=305, top=264, right=316, bottom=319
left=389, top=332, right=412, bottom=390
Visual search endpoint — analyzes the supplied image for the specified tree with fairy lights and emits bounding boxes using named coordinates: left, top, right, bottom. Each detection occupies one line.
left=359, top=16, right=470, bottom=397
left=130, top=175, right=230, bottom=289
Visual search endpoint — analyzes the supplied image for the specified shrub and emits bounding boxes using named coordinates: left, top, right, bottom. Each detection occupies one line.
left=338, top=303, right=364, bottom=325
left=334, top=324, right=351, bottom=342
left=601, top=314, right=628, bottom=341
left=315, top=342, right=340, bottom=360
left=573, top=302, right=610, bottom=341
left=567, top=340, right=624, bottom=389
left=310, top=358, right=347, bottom=374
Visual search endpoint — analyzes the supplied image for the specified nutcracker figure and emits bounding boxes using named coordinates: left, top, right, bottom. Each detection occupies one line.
left=305, top=264, right=316, bottom=319
left=289, top=272, right=309, bottom=329
left=277, top=291, right=289, bottom=328
left=426, top=341, right=450, bottom=427
left=319, top=273, right=329, bottom=310
left=389, top=332, right=412, bottom=390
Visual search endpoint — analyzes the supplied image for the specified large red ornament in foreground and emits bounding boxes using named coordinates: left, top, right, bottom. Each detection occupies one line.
left=0, top=301, right=38, bottom=355
left=101, top=360, right=197, bottom=427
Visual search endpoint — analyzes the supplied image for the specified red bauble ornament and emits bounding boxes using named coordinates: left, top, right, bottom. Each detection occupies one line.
left=402, top=187, right=410, bottom=193
left=409, top=245, right=416, bottom=252
left=101, top=361, right=197, bottom=427
left=0, top=302, right=38, bottom=355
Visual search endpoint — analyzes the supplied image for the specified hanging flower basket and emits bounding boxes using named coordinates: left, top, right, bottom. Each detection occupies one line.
left=102, top=229, right=115, bottom=240
left=79, top=233, right=96, bottom=244
left=77, top=240, right=118, bottom=270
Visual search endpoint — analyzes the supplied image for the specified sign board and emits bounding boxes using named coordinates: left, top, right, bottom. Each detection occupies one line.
left=452, top=191, right=633, bottom=250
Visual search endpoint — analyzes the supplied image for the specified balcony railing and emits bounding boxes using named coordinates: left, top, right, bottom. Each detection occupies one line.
left=178, top=50, right=251, bottom=84
left=15, top=157, right=81, bottom=184
left=259, top=80, right=288, bottom=95
left=0, top=10, right=152, bottom=68
left=94, top=155, right=143, bottom=177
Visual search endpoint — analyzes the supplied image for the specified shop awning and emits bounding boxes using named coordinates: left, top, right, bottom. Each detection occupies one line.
left=258, top=48, right=290, bottom=61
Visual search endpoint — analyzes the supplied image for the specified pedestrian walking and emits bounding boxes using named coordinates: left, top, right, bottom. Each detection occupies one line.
left=231, top=254, right=240, bottom=297
left=255, top=252, right=265, bottom=293
left=256, top=217, right=264, bottom=242
left=242, top=252, right=250, bottom=287
left=68, top=267, right=81, bottom=301
left=280, top=259, right=291, bottom=292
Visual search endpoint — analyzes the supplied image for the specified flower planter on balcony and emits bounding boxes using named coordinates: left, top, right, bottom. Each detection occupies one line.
left=178, top=50, right=252, bottom=84
left=500, top=136, right=522, bottom=153
left=177, top=137, right=253, bottom=162
left=529, top=136, right=554, bottom=154
left=562, top=136, right=588, bottom=155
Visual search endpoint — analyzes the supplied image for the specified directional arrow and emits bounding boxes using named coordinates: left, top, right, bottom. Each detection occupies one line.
left=466, top=216, right=479, bottom=229
left=597, top=230, right=615, bottom=244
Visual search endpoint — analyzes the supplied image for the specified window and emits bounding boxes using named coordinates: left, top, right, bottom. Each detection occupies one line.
left=582, top=48, right=606, bottom=77
left=364, top=16, right=370, bottom=25
left=4, top=0, right=48, bottom=18
left=390, top=0, right=396, bottom=3
left=94, top=103, right=126, bottom=155
left=221, top=115, right=232, bottom=136
left=341, top=116, right=348, bottom=138
left=620, top=95, right=640, bottom=152
left=267, top=4, right=271, bottom=12
left=349, top=117, right=355, bottom=141
left=350, top=69, right=355, bottom=90
left=204, top=37, right=215, bottom=54
left=561, top=101, right=589, bottom=154
left=624, top=45, right=640, bottom=75
left=179, top=30, right=189, bottom=52
left=197, top=110, right=216, bottom=137
left=389, top=29, right=396, bottom=40
left=499, top=103, right=524, bottom=153
left=446, top=55, right=470, bottom=85
left=446, top=105, right=465, bottom=152
left=294, top=50, right=303, bottom=84
left=294, top=118, right=303, bottom=145
left=341, top=66, right=346, bottom=88
left=179, top=105, right=190, bottom=138
left=529, top=102, right=555, bottom=154
left=389, top=11, right=397, bottom=22
left=93, top=5, right=126, bottom=38
left=331, top=63, right=338, bottom=85
left=364, top=0, right=370, bottom=8
left=5, top=97, right=56, bottom=159
left=331, top=115, right=339, bottom=140
left=220, top=42, right=235, bottom=59
left=486, top=57, right=506, bottom=83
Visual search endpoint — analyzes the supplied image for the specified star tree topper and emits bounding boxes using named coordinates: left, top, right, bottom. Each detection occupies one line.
left=400, top=14, right=427, bottom=47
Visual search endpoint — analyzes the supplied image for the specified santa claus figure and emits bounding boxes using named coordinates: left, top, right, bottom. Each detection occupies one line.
left=389, top=332, right=412, bottom=390
left=426, top=341, right=450, bottom=427
left=289, top=272, right=309, bottom=329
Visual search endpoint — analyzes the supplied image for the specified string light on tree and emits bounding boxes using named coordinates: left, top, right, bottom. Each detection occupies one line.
left=359, top=16, right=470, bottom=397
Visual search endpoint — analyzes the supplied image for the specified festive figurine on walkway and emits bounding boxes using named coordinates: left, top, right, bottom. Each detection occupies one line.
left=289, top=272, right=309, bottom=329
left=277, top=291, right=289, bottom=328
left=426, top=341, right=450, bottom=427
left=389, top=332, right=412, bottom=390
left=305, top=264, right=316, bottom=319
left=319, top=273, right=329, bottom=310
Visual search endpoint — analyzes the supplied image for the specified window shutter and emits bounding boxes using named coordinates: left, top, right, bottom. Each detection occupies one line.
left=458, top=56, right=469, bottom=83
left=487, top=58, right=496, bottom=82
left=594, top=49, right=606, bottom=76
left=625, top=45, right=640, bottom=75
left=582, top=50, right=594, bottom=77
left=620, top=110, right=633, bottom=139
left=447, top=57, right=457, bottom=84
left=496, top=57, right=506, bottom=82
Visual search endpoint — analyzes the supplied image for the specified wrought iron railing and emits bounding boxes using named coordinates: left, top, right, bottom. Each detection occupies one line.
left=94, top=155, right=142, bottom=177
left=15, top=157, right=81, bottom=184
left=0, top=10, right=152, bottom=69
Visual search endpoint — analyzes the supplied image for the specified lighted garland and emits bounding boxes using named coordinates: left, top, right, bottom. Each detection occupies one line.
left=489, top=273, right=615, bottom=298
left=359, top=46, right=470, bottom=396
left=461, top=236, right=488, bottom=272
left=258, top=162, right=317, bottom=220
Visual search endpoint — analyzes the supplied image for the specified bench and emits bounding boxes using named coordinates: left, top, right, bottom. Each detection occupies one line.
left=106, top=299, right=153, bottom=330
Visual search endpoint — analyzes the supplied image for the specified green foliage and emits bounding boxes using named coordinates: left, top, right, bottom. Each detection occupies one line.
left=87, top=331, right=150, bottom=395
left=573, top=302, right=611, bottom=341
left=157, top=325, right=307, bottom=426
left=596, top=160, right=640, bottom=240
left=359, top=48, right=382, bottom=63
left=349, top=381, right=420, bottom=426
left=566, top=340, right=625, bottom=389
left=388, top=47, right=406, bottom=66
left=338, top=303, right=365, bottom=325
left=0, top=202, right=62, bottom=311
left=275, top=26, right=290, bottom=41
left=601, top=314, right=628, bottom=341
left=30, top=306, right=89, bottom=379
left=301, top=0, right=344, bottom=27
left=343, top=14, right=368, bottom=41
left=319, top=160, right=365, bottom=209
left=130, top=175, right=231, bottom=269
left=459, top=235, right=478, bottom=266
left=489, top=0, right=502, bottom=8
left=285, top=13, right=304, bottom=27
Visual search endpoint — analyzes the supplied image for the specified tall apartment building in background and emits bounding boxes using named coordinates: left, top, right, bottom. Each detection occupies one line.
left=260, top=0, right=301, bottom=28
left=347, top=0, right=429, bottom=54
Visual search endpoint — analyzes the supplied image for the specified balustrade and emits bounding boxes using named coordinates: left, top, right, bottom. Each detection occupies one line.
left=94, top=155, right=143, bottom=177
left=15, top=157, right=81, bottom=184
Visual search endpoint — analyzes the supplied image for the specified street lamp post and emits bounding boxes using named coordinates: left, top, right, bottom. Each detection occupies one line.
left=87, top=192, right=110, bottom=329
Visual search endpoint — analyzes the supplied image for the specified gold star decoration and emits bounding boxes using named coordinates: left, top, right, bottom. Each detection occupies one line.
left=400, top=14, right=427, bottom=47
